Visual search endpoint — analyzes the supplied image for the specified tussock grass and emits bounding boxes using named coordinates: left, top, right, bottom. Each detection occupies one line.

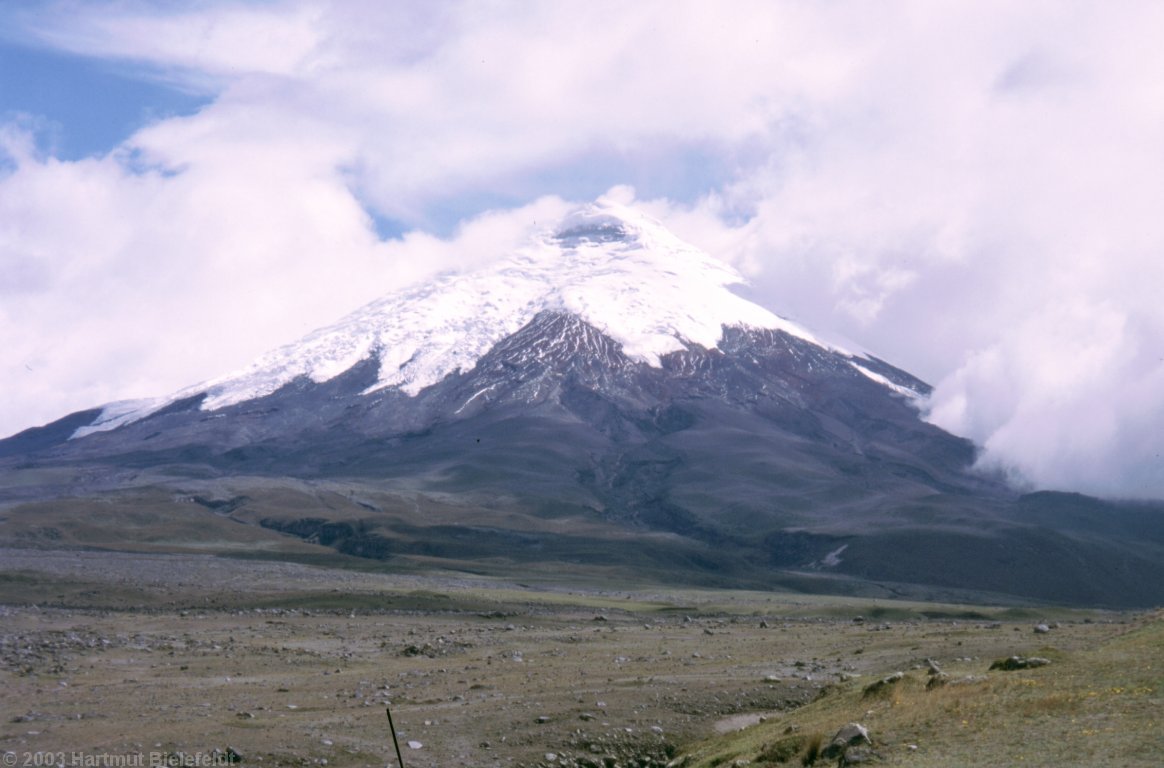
left=799, top=733, right=823, bottom=766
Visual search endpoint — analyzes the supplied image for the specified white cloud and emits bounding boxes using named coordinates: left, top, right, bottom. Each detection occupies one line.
left=3, top=1, right=1164, bottom=498
left=620, top=2, right=1164, bottom=497
left=926, top=298, right=1164, bottom=497
left=21, top=1, right=326, bottom=85
left=0, top=124, right=386, bottom=428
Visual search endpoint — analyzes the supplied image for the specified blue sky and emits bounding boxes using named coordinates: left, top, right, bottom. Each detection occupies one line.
left=0, top=40, right=209, bottom=160
left=2, top=1, right=1164, bottom=498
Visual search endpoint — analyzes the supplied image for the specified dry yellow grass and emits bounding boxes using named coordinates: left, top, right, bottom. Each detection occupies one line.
left=681, top=610, right=1163, bottom=767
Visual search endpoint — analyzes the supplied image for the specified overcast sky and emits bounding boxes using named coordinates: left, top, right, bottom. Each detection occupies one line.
left=2, top=1, right=1163, bottom=499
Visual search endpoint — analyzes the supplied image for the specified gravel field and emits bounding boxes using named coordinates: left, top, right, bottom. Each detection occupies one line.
left=0, top=550, right=1139, bottom=768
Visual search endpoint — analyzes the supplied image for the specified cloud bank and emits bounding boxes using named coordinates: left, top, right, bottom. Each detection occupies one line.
left=2, top=1, right=1163, bottom=498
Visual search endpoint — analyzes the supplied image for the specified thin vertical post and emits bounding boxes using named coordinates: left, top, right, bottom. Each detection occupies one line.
left=385, top=702, right=406, bottom=768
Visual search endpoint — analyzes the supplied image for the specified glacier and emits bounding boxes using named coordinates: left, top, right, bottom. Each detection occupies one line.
left=74, top=198, right=910, bottom=439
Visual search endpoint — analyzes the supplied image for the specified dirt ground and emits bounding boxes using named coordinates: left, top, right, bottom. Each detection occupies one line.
left=0, top=550, right=1137, bottom=768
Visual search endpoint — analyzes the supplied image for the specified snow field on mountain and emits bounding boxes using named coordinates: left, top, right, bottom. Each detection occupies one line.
left=74, top=199, right=840, bottom=436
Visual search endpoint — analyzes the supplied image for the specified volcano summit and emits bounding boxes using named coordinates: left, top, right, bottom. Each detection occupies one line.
left=3, top=199, right=1162, bottom=607
left=73, top=200, right=903, bottom=433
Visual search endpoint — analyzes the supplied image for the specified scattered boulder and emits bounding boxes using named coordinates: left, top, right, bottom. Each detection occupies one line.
left=1034, top=623, right=1051, bottom=634
left=862, top=671, right=904, bottom=697
left=208, top=748, right=242, bottom=765
left=821, top=722, right=872, bottom=761
left=925, top=672, right=950, bottom=691
left=924, top=658, right=942, bottom=676
left=840, top=746, right=877, bottom=765
left=989, top=656, right=1052, bottom=671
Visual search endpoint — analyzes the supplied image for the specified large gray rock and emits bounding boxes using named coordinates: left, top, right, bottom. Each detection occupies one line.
left=821, top=722, right=872, bottom=760
left=840, top=747, right=877, bottom=765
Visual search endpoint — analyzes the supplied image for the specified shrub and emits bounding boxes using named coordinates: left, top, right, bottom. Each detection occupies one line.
left=800, top=733, right=824, bottom=766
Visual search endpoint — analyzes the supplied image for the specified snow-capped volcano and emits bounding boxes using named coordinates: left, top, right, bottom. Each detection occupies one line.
left=8, top=198, right=1164, bottom=610
left=76, top=198, right=902, bottom=438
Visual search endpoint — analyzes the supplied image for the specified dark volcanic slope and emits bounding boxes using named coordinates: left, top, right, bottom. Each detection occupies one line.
left=4, top=312, right=1164, bottom=607
left=12, top=312, right=982, bottom=505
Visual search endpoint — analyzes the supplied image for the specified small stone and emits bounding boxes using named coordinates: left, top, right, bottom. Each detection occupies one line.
left=1034, top=623, right=1051, bottom=634
left=407, top=740, right=423, bottom=750
left=990, top=656, right=1052, bottom=671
